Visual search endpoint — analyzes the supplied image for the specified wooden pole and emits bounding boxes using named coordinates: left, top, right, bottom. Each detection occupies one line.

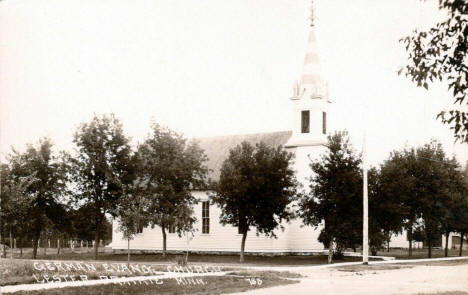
left=362, top=132, right=369, bottom=264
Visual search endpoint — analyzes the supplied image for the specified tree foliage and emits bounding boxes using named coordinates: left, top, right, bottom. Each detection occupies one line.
left=400, top=0, right=468, bottom=142
left=70, top=114, right=134, bottom=259
left=299, top=131, right=362, bottom=260
left=4, top=138, right=69, bottom=259
left=212, top=141, right=298, bottom=262
left=380, top=140, right=466, bottom=257
left=139, top=123, right=208, bottom=257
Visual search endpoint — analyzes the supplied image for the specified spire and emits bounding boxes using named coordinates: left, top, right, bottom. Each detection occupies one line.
left=296, top=0, right=327, bottom=100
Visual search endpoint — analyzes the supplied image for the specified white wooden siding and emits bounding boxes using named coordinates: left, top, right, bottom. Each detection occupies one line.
left=111, top=190, right=324, bottom=252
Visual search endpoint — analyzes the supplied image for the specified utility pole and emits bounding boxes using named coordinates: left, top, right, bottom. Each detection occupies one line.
left=363, top=132, right=369, bottom=265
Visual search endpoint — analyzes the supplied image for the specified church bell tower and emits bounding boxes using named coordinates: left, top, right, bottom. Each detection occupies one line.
left=285, top=1, right=331, bottom=148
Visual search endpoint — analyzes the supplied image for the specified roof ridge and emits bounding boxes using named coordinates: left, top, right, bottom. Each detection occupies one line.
left=192, top=130, right=292, bottom=141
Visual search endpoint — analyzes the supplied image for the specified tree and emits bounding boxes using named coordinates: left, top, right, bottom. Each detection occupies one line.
left=70, top=114, right=134, bottom=259
left=139, top=123, right=208, bottom=257
left=6, top=138, right=69, bottom=259
left=380, top=146, right=421, bottom=256
left=452, top=192, right=468, bottom=256
left=0, top=163, right=37, bottom=258
left=368, top=167, right=405, bottom=256
left=416, top=141, right=458, bottom=257
left=113, top=152, right=148, bottom=265
left=299, top=131, right=362, bottom=263
left=445, top=162, right=468, bottom=256
left=399, top=1, right=468, bottom=142
left=380, top=140, right=460, bottom=257
left=212, top=141, right=298, bottom=262
left=115, top=187, right=146, bottom=265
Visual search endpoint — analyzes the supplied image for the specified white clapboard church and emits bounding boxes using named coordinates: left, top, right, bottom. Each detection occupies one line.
left=111, top=9, right=332, bottom=253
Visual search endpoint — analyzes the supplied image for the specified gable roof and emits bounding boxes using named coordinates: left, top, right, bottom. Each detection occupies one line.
left=193, top=130, right=293, bottom=182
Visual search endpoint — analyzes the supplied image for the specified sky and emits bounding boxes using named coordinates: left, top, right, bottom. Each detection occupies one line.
left=0, top=0, right=467, bottom=167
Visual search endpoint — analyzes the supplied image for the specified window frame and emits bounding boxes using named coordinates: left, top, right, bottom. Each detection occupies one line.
left=201, top=201, right=210, bottom=234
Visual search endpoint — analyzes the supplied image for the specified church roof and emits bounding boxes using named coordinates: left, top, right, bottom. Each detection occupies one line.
left=193, top=130, right=293, bottom=182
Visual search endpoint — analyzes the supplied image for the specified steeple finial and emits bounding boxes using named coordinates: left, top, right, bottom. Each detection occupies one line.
left=309, top=0, right=315, bottom=27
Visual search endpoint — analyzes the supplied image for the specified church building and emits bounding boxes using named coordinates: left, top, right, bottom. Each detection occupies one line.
left=112, top=7, right=342, bottom=254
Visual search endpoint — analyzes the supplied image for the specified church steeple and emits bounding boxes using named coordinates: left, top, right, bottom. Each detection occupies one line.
left=286, top=1, right=330, bottom=148
left=292, top=0, right=328, bottom=101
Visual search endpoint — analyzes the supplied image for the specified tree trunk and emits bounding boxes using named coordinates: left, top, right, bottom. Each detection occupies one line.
left=240, top=230, right=248, bottom=263
left=328, top=238, right=333, bottom=264
left=387, top=239, right=390, bottom=252
left=408, top=226, right=413, bottom=257
left=19, top=238, right=23, bottom=258
left=127, top=238, right=130, bottom=266
left=1, top=231, right=6, bottom=258
left=32, top=237, right=39, bottom=259
left=444, top=231, right=450, bottom=257
left=161, top=226, right=167, bottom=258
left=57, top=239, right=60, bottom=255
left=94, top=231, right=99, bottom=259
left=428, top=238, right=432, bottom=258
left=43, top=238, right=46, bottom=257
left=9, top=230, right=13, bottom=259
left=459, top=232, right=464, bottom=257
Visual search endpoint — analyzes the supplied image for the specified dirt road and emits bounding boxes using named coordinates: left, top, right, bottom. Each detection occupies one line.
left=231, top=263, right=468, bottom=295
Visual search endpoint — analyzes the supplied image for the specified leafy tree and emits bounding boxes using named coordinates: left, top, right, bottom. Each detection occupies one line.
left=380, top=140, right=460, bottom=257
left=299, top=131, right=362, bottom=263
left=380, top=146, right=421, bottom=256
left=6, top=138, right=69, bottom=259
left=368, top=167, right=405, bottom=256
left=115, top=188, right=146, bottom=265
left=114, top=152, right=148, bottom=264
left=436, top=159, right=466, bottom=257
left=0, top=163, right=37, bottom=257
left=453, top=164, right=468, bottom=256
left=399, top=1, right=468, bottom=142
left=70, top=114, right=134, bottom=259
left=452, top=192, right=468, bottom=256
left=212, top=141, right=298, bottom=262
left=139, top=123, right=208, bottom=257
left=416, top=141, right=458, bottom=257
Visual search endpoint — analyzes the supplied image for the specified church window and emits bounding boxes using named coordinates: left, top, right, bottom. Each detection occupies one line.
left=202, top=201, right=210, bottom=234
left=301, top=110, right=310, bottom=133
left=322, top=112, right=327, bottom=134
left=168, top=224, right=176, bottom=234
left=136, top=223, right=143, bottom=234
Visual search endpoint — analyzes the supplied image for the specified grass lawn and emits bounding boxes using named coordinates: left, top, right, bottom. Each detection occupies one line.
left=335, top=264, right=414, bottom=272
left=3, top=248, right=364, bottom=265
left=403, top=258, right=468, bottom=266
left=377, top=248, right=466, bottom=259
left=0, top=259, right=167, bottom=286
left=6, top=271, right=299, bottom=295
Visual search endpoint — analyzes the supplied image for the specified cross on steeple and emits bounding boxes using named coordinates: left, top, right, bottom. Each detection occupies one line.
left=309, top=0, right=315, bottom=27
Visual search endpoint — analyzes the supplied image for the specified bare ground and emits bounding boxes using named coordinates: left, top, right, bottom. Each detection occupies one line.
left=230, top=260, right=468, bottom=295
